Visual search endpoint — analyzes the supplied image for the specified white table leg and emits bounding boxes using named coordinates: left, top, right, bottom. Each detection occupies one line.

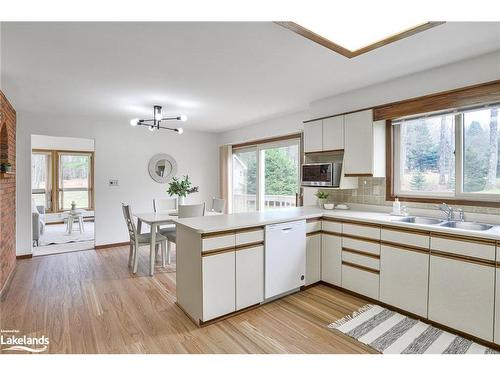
left=150, top=223, right=157, bottom=276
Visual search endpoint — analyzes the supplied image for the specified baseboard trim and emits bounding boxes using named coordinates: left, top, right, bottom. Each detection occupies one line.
left=318, top=281, right=500, bottom=352
left=16, top=254, right=33, bottom=259
left=95, top=241, right=130, bottom=250
left=0, top=265, right=16, bottom=300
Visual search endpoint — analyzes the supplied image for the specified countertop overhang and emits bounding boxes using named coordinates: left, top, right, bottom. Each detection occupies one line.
left=175, top=206, right=500, bottom=241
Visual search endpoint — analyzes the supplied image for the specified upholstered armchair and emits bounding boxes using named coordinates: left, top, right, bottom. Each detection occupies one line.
left=32, top=199, right=46, bottom=246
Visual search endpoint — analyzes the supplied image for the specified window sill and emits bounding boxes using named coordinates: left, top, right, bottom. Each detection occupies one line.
left=386, top=194, right=500, bottom=208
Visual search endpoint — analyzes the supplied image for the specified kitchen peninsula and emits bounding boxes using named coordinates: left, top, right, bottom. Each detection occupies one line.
left=176, top=206, right=500, bottom=346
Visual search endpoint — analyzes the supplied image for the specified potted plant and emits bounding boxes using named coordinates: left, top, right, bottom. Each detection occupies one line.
left=315, top=191, right=329, bottom=208
left=0, top=162, right=12, bottom=173
left=167, top=175, right=199, bottom=206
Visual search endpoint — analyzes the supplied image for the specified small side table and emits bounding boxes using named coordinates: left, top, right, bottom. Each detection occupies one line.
left=66, top=211, right=85, bottom=234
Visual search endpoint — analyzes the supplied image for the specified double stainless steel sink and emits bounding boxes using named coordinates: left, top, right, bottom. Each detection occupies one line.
left=391, top=216, right=494, bottom=231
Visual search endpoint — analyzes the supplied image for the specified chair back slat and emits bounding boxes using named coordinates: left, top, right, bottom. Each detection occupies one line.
left=153, top=198, right=177, bottom=212
left=211, top=198, right=226, bottom=213
left=121, top=203, right=137, bottom=242
left=178, top=203, right=205, bottom=219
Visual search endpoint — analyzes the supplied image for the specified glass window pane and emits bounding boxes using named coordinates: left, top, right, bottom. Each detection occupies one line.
left=31, top=153, right=51, bottom=210
left=59, top=190, right=89, bottom=210
left=232, top=148, right=257, bottom=213
left=59, top=154, right=91, bottom=209
left=463, top=106, right=500, bottom=194
left=32, top=193, right=47, bottom=207
left=263, top=144, right=299, bottom=210
left=398, top=114, right=455, bottom=195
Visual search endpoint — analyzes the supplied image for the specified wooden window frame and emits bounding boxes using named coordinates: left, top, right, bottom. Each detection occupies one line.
left=32, top=149, right=95, bottom=212
left=386, top=109, right=500, bottom=208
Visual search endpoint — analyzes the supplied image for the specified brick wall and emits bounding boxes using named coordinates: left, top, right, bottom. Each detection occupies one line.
left=0, top=90, right=16, bottom=293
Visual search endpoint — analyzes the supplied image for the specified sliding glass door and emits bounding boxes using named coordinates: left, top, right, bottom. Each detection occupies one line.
left=232, top=138, right=300, bottom=213
left=232, top=147, right=258, bottom=212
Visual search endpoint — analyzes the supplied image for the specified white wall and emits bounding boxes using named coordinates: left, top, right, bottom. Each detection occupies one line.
left=218, top=51, right=500, bottom=146
left=219, top=110, right=307, bottom=145
left=17, top=112, right=219, bottom=255
left=309, top=50, right=500, bottom=119
left=32, top=134, right=94, bottom=151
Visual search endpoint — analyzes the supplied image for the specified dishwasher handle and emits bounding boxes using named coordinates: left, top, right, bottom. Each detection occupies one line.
left=281, top=227, right=293, bottom=233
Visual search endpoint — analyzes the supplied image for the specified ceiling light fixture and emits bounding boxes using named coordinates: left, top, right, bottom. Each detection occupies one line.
left=130, top=105, right=186, bottom=133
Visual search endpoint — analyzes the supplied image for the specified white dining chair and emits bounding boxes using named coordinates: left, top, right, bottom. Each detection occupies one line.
left=211, top=197, right=226, bottom=213
left=122, top=203, right=168, bottom=275
left=153, top=198, right=177, bottom=212
left=164, top=203, right=205, bottom=263
left=153, top=198, right=177, bottom=264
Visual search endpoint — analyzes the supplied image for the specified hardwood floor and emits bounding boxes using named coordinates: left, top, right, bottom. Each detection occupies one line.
left=0, top=246, right=375, bottom=354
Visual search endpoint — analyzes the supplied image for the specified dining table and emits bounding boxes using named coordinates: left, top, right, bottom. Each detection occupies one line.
left=134, top=209, right=222, bottom=275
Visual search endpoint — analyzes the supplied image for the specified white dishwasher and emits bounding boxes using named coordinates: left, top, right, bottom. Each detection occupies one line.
left=265, top=220, right=306, bottom=299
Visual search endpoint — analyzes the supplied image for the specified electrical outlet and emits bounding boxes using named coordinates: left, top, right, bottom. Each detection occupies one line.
left=109, top=179, right=119, bottom=186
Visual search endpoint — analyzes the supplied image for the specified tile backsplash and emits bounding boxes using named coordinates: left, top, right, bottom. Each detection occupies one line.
left=318, top=177, right=500, bottom=215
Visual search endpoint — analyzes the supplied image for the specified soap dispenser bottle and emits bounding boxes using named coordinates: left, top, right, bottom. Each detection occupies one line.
left=393, top=197, right=401, bottom=215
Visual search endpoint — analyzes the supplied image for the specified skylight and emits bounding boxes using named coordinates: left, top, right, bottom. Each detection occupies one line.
left=295, top=21, right=427, bottom=51
left=276, top=21, right=444, bottom=58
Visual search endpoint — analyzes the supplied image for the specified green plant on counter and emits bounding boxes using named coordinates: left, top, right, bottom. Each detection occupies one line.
left=315, top=191, right=329, bottom=200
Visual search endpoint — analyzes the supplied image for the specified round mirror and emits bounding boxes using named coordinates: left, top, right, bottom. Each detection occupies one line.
left=148, top=153, right=177, bottom=183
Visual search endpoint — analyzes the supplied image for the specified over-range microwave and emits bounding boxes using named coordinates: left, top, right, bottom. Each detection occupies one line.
left=301, top=162, right=342, bottom=187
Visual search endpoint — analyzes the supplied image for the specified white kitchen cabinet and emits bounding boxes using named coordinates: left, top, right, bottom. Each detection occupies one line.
left=304, top=119, right=323, bottom=153
left=380, top=244, right=429, bottom=317
left=236, top=245, right=264, bottom=310
left=428, top=254, right=495, bottom=341
left=344, top=109, right=385, bottom=177
left=202, top=251, right=236, bottom=321
left=342, top=263, right=380, bottom=300
left=306, top=233, right=321, bottom=285
left=322, top=116, right=344, bottom=151
left=321, top=233, right=342, bottom=286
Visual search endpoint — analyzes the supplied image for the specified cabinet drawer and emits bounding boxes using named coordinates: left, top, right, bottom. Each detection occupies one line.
left=321, top=219, right=341, bottom=234
left=202, top=233, right=235, bottom=253
left=306, top=219, right=322, bottom=234
left=342, top=237, right=380, bottom=255
left=342, top=262, right=379, bottom=300
left=381, top=228, right=429, bottom=250
left=343, top=223, right=380, bottom=240
left=235, top=228, right=264, bottom=246
left=430, top=235, right=495, bottom=261
left=342, top=249, right=379, bottom=270
left=202, top=251, right=236, bottom=321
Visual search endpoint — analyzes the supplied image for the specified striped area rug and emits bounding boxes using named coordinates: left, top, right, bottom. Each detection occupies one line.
left=329, top=304, right=498, bottom=354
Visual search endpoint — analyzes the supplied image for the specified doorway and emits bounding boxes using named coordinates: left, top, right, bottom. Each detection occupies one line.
left=31, top=135, right=95, bottom=256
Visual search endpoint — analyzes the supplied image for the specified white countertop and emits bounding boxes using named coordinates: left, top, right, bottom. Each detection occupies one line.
left=175, top=206, right=500, bottom=241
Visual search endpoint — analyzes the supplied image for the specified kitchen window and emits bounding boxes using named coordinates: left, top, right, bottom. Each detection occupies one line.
left=393, top=104, right=500, bottom=202
left=232, top=137, right=300, bottom=213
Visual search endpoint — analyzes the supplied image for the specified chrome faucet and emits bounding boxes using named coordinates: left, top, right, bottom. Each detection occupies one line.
left=436, top=203, right=454, bottom=221
left=456, top=208, right=465, bottom=222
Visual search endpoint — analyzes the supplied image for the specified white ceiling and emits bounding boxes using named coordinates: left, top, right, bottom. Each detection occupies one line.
left=1, top=22, right=500, bottom=132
